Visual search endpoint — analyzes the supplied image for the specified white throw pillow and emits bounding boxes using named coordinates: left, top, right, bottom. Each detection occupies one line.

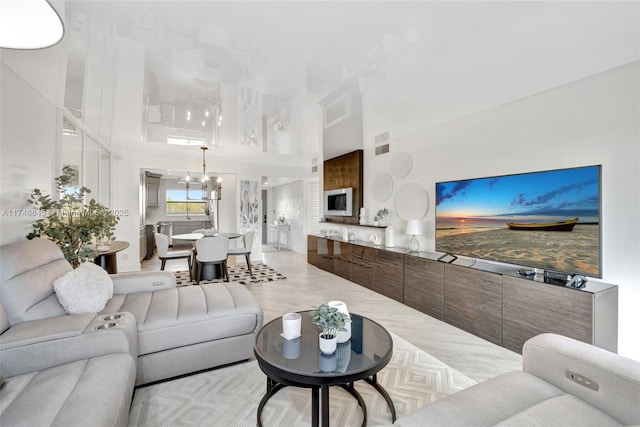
left=54, top=262, right=114, bottom=314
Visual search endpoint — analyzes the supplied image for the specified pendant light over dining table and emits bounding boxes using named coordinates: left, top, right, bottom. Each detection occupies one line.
left=183, top=144, right=222, bottom=230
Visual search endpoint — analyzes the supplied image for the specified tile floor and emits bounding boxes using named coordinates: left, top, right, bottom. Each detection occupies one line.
left=141, top=249, right=522, bottom=383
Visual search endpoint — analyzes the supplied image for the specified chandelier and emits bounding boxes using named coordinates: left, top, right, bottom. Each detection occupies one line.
left=184, top=145, right=222, bottom=201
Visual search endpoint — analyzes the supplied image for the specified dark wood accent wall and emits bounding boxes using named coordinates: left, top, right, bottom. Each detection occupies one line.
left=323, top=150, right=363, bottom=224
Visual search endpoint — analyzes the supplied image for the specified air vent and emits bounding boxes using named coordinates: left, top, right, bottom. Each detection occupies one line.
left=312, top=157, right=318, bottom=165
left=375, top=132, right=390, bottom=144
left=375, top=144, right=390, bottom=155
left=312, top=165, right=318, bottom=173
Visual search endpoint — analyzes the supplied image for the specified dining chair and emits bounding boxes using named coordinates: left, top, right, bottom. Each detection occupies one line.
left=195, top=236, right=229, bottom=284
left=155, top=232, right=193, bottom=274
left=227, top=231, right=256, bottom=277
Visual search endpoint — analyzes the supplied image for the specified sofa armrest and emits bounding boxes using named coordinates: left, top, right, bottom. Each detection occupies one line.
left=0, top=312, right=137, bottom=377
left=523, top=333, right=640, bottom=426
left=110, top=271, right=176, bottom=294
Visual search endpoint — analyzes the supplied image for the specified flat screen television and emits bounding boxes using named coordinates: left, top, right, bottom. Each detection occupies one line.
left=435, top=165, right=601, bottom=277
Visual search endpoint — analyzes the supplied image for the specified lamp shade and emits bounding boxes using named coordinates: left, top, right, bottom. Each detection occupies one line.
left=0, top=0, right=64, bottom=49
left=406, top=219, right=423, bottom=236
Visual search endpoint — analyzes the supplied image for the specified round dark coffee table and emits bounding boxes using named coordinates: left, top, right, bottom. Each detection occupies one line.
left=254, top=311, right=396, bottom=427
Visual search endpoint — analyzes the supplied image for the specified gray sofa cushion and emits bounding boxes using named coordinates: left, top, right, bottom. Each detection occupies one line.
left=0, top=353, right=136, bottom=427
left=101, top=282, right=263, bottom=355
left=0, top=304, right=8, bottom=334
left=495, top=394, right=623, bottom=427
left=0, top=239, right=69, bottom=324
left=0, top=312, right=138, bottom=377
left=392, top=371, right=622, bottom=427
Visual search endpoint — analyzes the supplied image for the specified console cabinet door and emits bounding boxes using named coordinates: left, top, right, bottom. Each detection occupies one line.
left=307, top=235, right=319, bottom=266
left=502, top=276, right=593, bottom=353
left=445, top=265, right=503, bottom=345
left=334, top=241, right=352, bottom=281
left=404, top=256, right=445, bottom=320
left=351, top=245, right=376, bottom=291
left=317, top=238, right=334, bottom=273
left=374, top=250, right=404, bottom=303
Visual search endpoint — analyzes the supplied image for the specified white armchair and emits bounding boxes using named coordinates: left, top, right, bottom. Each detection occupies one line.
left=389, top=333, right=640, bottom=427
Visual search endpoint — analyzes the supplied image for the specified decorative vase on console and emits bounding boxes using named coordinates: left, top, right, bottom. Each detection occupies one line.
left=385, top=225, right=395, bottom=247
left=359, top=207, right=367, bottom=225
left=374, top=208, right=389, bottom=226
left=327, top=300, right=351, bottom=343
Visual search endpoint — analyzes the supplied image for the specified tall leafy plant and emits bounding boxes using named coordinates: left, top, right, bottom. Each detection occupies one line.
left=27, top=166, right=119, bottom=268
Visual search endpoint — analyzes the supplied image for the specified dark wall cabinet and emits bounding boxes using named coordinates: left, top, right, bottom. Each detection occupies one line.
left=445, top=265, right=503, bottom=346
left=334, top=241, right=353, bottom=281
left=317, top=237, right=334, bottom=273
left=501, top=275, right=617, bottom=353
left=145, top=172, right=161, bottom=208
left=374, top=250, right=404, bottom=302
left=307, top=235, right=618, bottom=354
left=351, top=244, right=376, bottom=290
left=404, top=255, right=445, bottom=321
left=308, top=235, right=319, bottom=267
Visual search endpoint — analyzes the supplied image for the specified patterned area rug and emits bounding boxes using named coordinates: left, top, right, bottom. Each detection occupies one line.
left=173, top=264, right=286, bottom=286
left=128, top=334, right=476, bottom=427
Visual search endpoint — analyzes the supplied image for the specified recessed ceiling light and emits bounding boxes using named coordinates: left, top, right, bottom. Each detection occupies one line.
left=0, top=0, right=64, bottom=49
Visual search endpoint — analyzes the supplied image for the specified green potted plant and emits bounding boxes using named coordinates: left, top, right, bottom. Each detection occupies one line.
left=310, top=304, right=351, bottom=354
left=374, top=207, right=390, bottom=226
left=90, top=200, right=119, bottom=250
left=26, top=166, right=119, bottom=268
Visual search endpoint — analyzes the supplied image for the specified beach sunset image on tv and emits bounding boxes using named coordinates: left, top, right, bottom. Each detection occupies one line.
left=435, top=165, right=601, bottom=277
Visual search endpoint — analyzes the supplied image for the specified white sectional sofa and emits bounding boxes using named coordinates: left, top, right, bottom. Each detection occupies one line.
left=388, top=333, right=640, bottom=427
left=0, top=238, right=263, bottom=426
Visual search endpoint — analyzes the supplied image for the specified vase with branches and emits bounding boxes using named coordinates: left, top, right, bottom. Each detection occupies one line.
left=374, top=208, right=390, bottom=225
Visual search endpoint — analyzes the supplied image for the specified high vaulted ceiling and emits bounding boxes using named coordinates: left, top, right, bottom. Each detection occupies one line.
left=60, top=0, right=639, bottom=152
left=63, top=1, right=421, bottom=104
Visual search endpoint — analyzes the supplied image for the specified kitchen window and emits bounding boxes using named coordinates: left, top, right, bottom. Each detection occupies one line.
left=165, top=189, right=207, bottom=216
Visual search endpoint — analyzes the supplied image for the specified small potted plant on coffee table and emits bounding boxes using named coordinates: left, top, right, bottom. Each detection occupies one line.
left=310, top=304, right=351, bottom=354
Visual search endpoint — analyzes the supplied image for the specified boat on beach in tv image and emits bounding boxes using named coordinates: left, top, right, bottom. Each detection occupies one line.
left=435, top=165, right=601, bottom=277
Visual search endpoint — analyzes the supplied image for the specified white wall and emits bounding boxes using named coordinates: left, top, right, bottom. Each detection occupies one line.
left=0, top=64, right=58, bottom=244
left=361, top=62, right=640, bottom=360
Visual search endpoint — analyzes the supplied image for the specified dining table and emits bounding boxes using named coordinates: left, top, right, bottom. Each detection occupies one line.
left=171, top=232, right=241, bottom=241
left=171, top=232, right=242, bottom=280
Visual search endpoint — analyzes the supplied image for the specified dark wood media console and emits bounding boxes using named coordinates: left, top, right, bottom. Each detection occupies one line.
left=308, top=235, right=618, bottom=353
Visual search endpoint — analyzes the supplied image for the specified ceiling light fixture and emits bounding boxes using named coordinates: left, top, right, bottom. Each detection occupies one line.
left=182, top=145, right=223, bottom=229
left=0, top=0, right=64, bottom=49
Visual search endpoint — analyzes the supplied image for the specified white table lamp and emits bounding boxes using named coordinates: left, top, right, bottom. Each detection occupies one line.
left=406, top=220, right=423, bottom=253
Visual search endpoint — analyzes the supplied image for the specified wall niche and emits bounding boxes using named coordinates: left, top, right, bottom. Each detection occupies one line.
left=323, top=150, right=363, bottom=224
